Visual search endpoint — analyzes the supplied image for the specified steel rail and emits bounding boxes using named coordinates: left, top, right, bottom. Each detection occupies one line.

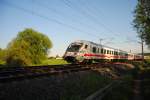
left=0, top=62, right=127, bottom=83
left=0, top=64, right=93, bottom=83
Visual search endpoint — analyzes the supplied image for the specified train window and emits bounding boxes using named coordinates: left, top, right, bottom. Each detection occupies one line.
left=93, top=47, right=96, bottom=53
left=85, top=45, right=88, bottom=49
left=109, top=50, right=110, bottom=54
left=107, top=50, right=109, bottom=54
left=104, top=49, right=106, bottom=54
left=103, top=49, right=105, bottom=54
left=97, top=48, right=99, bottom=53
left=112, top=51, right=114, bottom=55
left=67, top=43, right=83, bottom=52
left=116, top=52, right=118, bottom=55
left=115, top=52, right=117, bottom=55
left=101, top=49, right=103, bottom=54
left=116, top=51, right=118, bottom=55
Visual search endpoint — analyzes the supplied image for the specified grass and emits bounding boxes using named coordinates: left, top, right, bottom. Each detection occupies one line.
left=102, top=75, right=133, bottom=100
left=0, top=60, right=6, bottom=68
left=0, top=60, right=5, bottom=65
left=0, top=58, right=69, bottom=67
left=41, top=58, right=69, bottom=65
left=60, top=72, right=112, bottom=100
left=141, top=68, right=150, bottom=99
left=0, top=71, right=112, bottom=100
left=102, top=62, right=150, bottom=100
left=141, top=79, right=150, bottom=99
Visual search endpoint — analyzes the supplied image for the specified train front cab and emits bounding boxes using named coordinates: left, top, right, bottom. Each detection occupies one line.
left=63, top=42, right=84, bottom=63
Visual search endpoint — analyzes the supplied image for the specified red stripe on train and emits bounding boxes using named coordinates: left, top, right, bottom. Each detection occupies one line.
left=83, top=53, right=128, bottom=59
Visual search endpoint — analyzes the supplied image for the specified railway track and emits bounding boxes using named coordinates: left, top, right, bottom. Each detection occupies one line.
left=0, top=62, right=131, bottom=83
left=0, top=64, right=95, bottom=82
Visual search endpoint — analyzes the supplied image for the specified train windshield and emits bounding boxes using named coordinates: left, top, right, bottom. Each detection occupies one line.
left=67, top=43, right=83, bottom=52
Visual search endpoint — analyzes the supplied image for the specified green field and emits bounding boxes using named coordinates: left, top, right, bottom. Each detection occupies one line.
left=0, top=58, right=69, bottom=67
left=0, top=60, right=5, bottom=65
left=41, top=58, right=69, bottom=65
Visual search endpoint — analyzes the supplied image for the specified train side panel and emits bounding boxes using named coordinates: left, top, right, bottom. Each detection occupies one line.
left=63, top=40, right=142, bottom=63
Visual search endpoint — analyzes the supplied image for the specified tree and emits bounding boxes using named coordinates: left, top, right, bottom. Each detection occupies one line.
left=133, top=0, right=150, bottom=48
left=0, top=48, right=6, bottom=60
left=0, top=48, right=6, bottom=65
left=6, top=28, right=52, bottom=66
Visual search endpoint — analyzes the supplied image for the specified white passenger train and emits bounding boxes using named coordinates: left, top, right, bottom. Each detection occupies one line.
left=63, top=40, right=142, bottom=63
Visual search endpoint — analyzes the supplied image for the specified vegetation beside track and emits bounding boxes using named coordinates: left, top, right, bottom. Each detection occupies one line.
left=102, top=75, right=133, bottom=100
left=101, top=61, right=150, bottom=100
left=92, top=62, right=136, bottom=100
left=141, top=78, right=150, bottom=100
left=41, top=58, right=69, bottom=65
left=131, top=61, right=150, bottom=100
left=140, top=68, right=150, bottom=100
left=59, top=71, right=111, bottom=100
left=0, top=58, right=69, bottom=67
left=0, top=60, right=5, bottom=65
left=1, top=61, right=150, bottom=100
left=0, top=71, right=111, bottom=100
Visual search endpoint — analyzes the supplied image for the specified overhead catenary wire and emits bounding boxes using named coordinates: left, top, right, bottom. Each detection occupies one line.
left=61, top=0, right=121, bottom=38
left=1, top=0, right=142, bottom=53
left=33, top=0, right=104, bottom=38
left=86, top=0, right=142, bottom=44
left=60, top=0, right=117, bottom=44
left=77, top=0, right=120, bottom=34
left=1, top=0, right=100, bottom=38
left=62, top=0, right=138, bottom=45
left=78, top=0, right=130, bottom=38
left=61, top=0, right=129, bottom=45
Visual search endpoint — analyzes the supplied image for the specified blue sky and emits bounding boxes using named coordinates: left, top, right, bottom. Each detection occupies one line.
left=0, top=0, right=149, bottom=56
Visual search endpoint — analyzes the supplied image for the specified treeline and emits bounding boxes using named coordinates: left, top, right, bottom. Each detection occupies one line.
left=133, top=0, right=150, bottom=47
left=0, top=28, right=52, bottom=66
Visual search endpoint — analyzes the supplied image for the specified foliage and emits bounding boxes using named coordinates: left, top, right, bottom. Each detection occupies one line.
left=103, top=75, right=133, bottom=100
left=0, top=48, right=6, bottom=65
left=6, top=28, right=52, bottom=66
left=142, top=79, right=150, bottom=99
left=102, top=66, right=143, bottom=100
left=60, top=72, right=111, bottom=100
left=133, top=0, right=150, bottom=47
left=144, top=53, right=150, bottom=56
left=0, top=71, right=111, bottom=100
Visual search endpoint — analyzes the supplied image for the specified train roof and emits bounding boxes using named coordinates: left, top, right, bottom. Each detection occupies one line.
left=74, top=40, right=129, bottom=53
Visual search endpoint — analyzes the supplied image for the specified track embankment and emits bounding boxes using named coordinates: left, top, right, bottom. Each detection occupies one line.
left=0, top=62, right=134, bottom=82
left=0, top=62, right=137, bottom=100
